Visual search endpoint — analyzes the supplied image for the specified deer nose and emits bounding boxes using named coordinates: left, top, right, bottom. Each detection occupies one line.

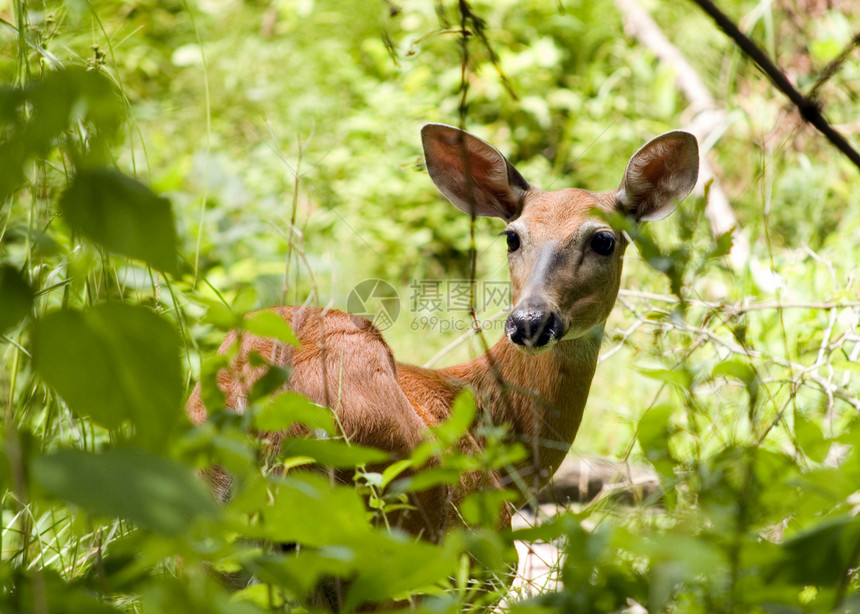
left=505, top=305, right=564, bottom=348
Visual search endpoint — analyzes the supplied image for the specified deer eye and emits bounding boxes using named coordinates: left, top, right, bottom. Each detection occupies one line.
left=502, top=230, right=521, bottom=253
left=591, top=231, right=616, bottom=256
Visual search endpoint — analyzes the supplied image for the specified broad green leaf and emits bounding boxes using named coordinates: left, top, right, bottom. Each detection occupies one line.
left=412, top=388, right=477, bottom=464
left=247, top=364, right=290, bottom=403
left=838, top=416, right=860, bottom=449
left=792, top=467, right=858, bottom=507
left=712, top=358, right=756, bottom=383
left=380, top=459, right=413, bottom=490
left=708, top=229, right=735, bottom=260
left=246, top=473, right=372, bottom=545
left=247, top=530, right=463, bottom=611
left=32, top=448, right=218, bottom=535
left=32, top=303, right=183, bottom=450
left=637, top=367, right=693, bottom=390
left=773, top=515, right=860, bottom=586
left=464, top=527, right=519, bottom=575
left=636, top=403, right=675, bottom=478
left=279, top=437, right=388, bottom=468
left=794, top=411, right=830, bottom=463
left=400, top=466, right=469, bottom=493
left=196, top=296, right=238, bottom=331
left=198, top=352, right=231, bottom=415
left=508, top=511, right=584, bottom=542
left=254, top=391, right=335, bottom=435
left=59, top=168, right=179, bottom=274
left=344, top=531, right=462, bottom=610
left=244, top=310, right=299, bottom=346
left=712, top=358, right=759, bottom=407
left=0, top=265, right=33, bottom=332
left=459, top=488, right=517, bottom=526
left=141, top=574, right=265, bottom=614
left=630, top=532, right=723, bottom=576
left=442, top=388, right=478, bottom=441
left=247, top=549, right=357, bottom=600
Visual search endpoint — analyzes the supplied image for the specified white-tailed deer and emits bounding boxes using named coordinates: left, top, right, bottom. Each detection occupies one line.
left=187, top=124, right=698, bottom=543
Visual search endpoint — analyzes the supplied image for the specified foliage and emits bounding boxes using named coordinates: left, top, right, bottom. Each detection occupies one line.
left=1, top=0, right=859, bottom=613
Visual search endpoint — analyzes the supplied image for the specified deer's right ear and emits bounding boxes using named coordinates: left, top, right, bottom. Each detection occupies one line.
left=422, top=123, right=530, bottom=221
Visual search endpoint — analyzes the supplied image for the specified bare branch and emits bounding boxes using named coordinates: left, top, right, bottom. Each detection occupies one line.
left=688, top=0, right=860, bottom=172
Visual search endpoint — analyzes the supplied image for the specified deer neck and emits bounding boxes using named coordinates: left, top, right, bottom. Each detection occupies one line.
left=441, top=327, right=603, bottom=485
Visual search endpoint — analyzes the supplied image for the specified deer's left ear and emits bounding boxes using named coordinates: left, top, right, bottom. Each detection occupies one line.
left=616, top=131, right=699, bottom=222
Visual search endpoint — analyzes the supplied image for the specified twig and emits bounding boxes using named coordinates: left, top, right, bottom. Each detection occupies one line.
left=687, top=0, right=860, bottom=172
left=617, top=288, right=860, bottom=313
left=672, top=319, right=860, bottom=410
left=599, top=315, right=649, bottom=363
left=808, top=32, right=860, bottom=100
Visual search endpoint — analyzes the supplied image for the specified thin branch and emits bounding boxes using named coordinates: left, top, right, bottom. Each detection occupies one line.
left=617, top=289, right=860, bottom=313
left=688, top=0, right=860, bottom=172
left=809, top=32, right=860, bottom=100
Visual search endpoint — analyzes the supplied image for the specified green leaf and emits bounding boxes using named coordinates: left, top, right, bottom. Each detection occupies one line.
left=196, top=296, right=238, bottom=331
left=32, top=303, right=183, bottom=450
left=708, top=229, right=735, bottom=260
left=59, top=168, right=179, bottom=274
left=254, top=391, right=335, bottom=435
left=32, top=448, right=218, bottom=535
left=459, top=489, right=517, bottom=526
left=508, top=511, right=584, bottom=542
left=380, top=459, right=413, bottom=490
left=712, top=358, right=755, bottom=383
left=773, top=515, right=860, bottom=586
left=412, top=388, right=477, bottom=464
left=400, top=466, right=470, bottom=493
left=0, top=568, right=124, bottom=614
left=441, top=388, right=478, bottom=441
left=0, top=265, right=34, bottom=332
left=279, top=437, right=388, bottom=468
left=712, top=358, right=759, bottom=407
left=637, top=366, right=693, bottom=390
left=636, top=403, right=675, bottom=477
left=247, top=530, right=463, bottom=611
left=247, top=549, right=357, bottom=600
left=794, top=411, right=830, bottom=464
left=244, top=310, right=299, bottom=346
left=246, top=473, right=372, bottom=545
left=141, top=574, right=265, bottom=614
left=247, top=363, right=290, bottom=403
left=344, top=531, right=462, bottom=610
left=464, top=527, right=518, bottom=575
